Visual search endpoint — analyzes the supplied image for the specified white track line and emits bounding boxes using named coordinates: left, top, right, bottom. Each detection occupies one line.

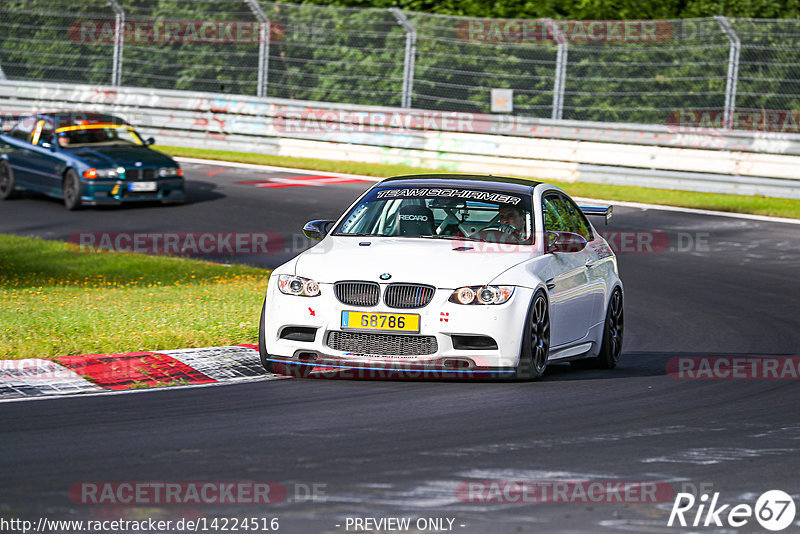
left=175, top=156, right=380, bottom=182
left=177, top=156, right=800, bottom=226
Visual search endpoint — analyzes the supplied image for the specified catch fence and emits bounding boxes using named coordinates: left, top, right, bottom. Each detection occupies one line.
left=1, top=2, right=799, bottom=129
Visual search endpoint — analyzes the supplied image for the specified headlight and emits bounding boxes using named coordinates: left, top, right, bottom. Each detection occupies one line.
left=449, top=285, right=514, bottom=305
left=278, top=275, right=321, bottom=297
left=158, top=166, right=182, bottom=177
left=83, top=167, right=121, bottom=179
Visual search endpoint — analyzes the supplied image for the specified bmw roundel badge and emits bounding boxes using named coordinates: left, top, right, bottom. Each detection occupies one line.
left=379, top=273, right=391, bottom=280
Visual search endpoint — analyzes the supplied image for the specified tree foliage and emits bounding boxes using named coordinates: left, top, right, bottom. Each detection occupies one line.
left=297, top=0, right=800, bottom=19
left=1, top=0, right=799, bottom=127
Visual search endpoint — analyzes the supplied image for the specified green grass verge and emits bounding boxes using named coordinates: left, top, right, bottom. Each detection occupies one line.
left=161, top=145, right=800, bottom=219
left=0, top=234, right=268, bottom=359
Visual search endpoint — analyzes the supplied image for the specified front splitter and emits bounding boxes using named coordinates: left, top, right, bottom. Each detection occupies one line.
left=263, top=355, right=516, bottom=379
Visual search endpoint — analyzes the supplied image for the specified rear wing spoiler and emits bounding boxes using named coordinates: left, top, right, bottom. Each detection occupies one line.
left=579, top=205, right=613, bottom=225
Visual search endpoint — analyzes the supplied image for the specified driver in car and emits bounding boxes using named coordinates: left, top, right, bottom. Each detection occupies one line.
left=498, top=205, right=526, bottom=237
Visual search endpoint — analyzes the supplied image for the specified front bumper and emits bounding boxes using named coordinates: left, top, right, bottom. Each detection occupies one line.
left=262, top=280, right=536, bottom=374
left=80, top=178, right=185, bottom=205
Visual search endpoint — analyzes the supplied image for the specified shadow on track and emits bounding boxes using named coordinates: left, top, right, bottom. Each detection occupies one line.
left=9, top=179, right=225, bottom=209
left=291, top=351, right=796, bottom=383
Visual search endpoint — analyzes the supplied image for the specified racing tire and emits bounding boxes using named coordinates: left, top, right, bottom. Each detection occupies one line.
left=258, top=300, right=313, bottom=378
left=63, top=169, right=82, bottom=211
left=515, top=290, right=550, bottom=380
left=0, top=160, right=20, bottom=200
left=595, top=288, right=624, bottom=369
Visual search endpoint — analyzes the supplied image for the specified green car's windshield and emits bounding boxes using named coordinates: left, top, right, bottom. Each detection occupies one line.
left=334, top=186, right=534, bottom=244
left=56, top=125, right=145, bottom=148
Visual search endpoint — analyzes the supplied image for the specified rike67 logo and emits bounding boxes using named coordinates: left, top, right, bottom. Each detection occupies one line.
left=668, top=490, right=796, bottom=531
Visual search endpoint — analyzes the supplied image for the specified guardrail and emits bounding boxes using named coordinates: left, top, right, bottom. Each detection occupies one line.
left=1, top=80, right=799, bottom=199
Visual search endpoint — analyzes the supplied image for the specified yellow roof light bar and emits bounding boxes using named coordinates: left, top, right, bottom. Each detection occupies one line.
left=55, top=124, right=134, bottom=133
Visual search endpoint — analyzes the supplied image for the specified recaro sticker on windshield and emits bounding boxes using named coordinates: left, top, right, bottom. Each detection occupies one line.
left=376, top=188, right=522, bottom=205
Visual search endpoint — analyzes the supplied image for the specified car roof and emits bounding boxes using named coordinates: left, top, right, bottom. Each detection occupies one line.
left=378, top=174, right=541, bottom=195
left=31, top=112, right=129, bottom=128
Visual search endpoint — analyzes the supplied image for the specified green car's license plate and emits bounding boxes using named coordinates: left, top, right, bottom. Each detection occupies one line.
left=129, top=181, right=157, bottom=192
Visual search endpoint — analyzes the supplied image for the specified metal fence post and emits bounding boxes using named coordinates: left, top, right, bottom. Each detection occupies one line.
left=715, top=15, right=740, bottom=129
left=390, top=8, right=416, bottom=109
left=107, top=0, right=124, bottom=86
left=244, top=0, right=270, bottom=98
left=0, top=65, right=6, bottom=80
left=545, top=19, right=568, bottom=120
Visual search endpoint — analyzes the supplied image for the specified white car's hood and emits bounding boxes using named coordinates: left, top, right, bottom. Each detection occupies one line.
left=294, top=236, right=537, bottom=288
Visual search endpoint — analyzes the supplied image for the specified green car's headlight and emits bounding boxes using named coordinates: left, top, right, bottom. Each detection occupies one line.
left=158, top=167, right=181, bottom=177
left=84, top=168, right=121, bottom=179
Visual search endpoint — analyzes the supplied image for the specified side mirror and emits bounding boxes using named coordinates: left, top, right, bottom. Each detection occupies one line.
left=546, top=231, right=587, bottom=254
left=303, top=220, right=335, bottom=241
left=145, top=137, right=155, bottom=146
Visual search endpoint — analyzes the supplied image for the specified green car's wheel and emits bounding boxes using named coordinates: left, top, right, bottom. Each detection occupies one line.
left=63, top=169, right=82, bottom=210
left=0, top=160, right=19, bottom=200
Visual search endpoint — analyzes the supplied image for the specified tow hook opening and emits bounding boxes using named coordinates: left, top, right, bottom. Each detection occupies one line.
left=295, top=351, right=319, bottom=362
left=442, top=358, right=473, bottom=369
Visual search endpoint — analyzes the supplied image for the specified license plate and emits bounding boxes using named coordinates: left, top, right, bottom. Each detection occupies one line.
left=129, top=181, right=157, bottom=192
left=341, top=311, right=420, bottom=333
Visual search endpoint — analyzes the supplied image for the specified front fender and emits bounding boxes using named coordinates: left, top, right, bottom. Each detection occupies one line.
left=490, top=254, right=549, bottom=293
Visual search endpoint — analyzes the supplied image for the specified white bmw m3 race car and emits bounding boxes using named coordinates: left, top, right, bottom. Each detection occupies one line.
left=258, top=174, right=623, bottom=379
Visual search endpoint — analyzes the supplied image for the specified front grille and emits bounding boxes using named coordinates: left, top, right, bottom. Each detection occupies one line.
left=125, top=168, right=156, bottom=180
left=327, top=331, right=438, bottom=356
left=334, top=281, right=380, bottom=307
left=384, top=283, right=435, bottom=309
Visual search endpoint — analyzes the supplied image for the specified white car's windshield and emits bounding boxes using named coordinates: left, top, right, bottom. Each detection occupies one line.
left=334, top=186, right=534, bottom=244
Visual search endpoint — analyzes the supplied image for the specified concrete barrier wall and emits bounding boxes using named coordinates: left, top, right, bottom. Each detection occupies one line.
left=2, top=80, right=799, bottom=198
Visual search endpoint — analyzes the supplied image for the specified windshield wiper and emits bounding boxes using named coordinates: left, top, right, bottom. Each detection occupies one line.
left=417, top=234, right=480, bottom=241
left=334, top=232, right=378, bottom=237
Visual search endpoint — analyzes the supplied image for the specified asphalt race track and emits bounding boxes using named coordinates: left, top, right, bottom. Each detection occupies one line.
left=1, top=161, right=799, bottom=533
left=0, top=160, right=377, bottom=269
